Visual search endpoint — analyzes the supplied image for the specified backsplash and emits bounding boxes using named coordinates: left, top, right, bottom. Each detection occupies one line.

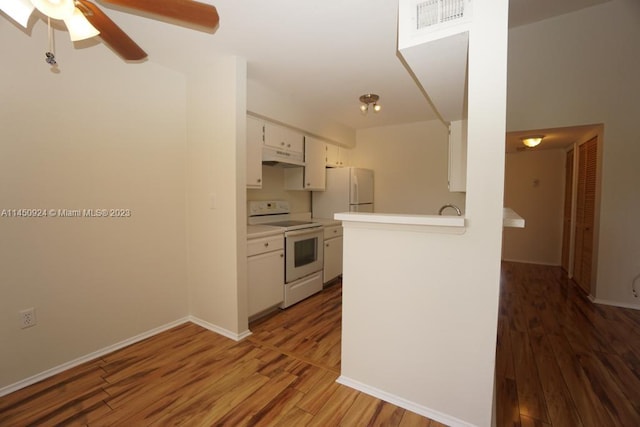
left=247, top=165, right=311, bottom=213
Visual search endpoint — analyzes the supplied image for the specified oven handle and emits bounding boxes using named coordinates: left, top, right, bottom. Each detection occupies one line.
left=285, top=227, right=323, bottom=238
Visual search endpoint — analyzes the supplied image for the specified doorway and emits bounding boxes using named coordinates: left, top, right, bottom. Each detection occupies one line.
left=504, top=124, right=602, bottom=293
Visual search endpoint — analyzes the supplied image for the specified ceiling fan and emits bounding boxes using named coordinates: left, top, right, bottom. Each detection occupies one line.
left=0, top=0, right=219, bottom=61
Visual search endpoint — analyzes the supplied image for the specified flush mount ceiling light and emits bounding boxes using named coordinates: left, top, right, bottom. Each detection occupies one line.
left=359, top=94, right=382, bottom=114
left=521, top=135, right=544, bottom=148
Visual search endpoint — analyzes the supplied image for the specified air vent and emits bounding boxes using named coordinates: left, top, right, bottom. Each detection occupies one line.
left=416, top=0, right=468, bottom=30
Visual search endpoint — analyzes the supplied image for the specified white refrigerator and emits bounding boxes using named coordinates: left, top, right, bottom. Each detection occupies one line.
left=312, top=167, right=374, bottom=218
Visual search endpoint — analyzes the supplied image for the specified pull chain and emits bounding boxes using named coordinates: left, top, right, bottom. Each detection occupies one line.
left=45, top=16, right=57, bottom=66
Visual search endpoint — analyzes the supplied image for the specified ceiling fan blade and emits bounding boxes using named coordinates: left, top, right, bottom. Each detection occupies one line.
left=76, top=0, right=147, bottom=60
left=99, top=0, right=219, bottom=30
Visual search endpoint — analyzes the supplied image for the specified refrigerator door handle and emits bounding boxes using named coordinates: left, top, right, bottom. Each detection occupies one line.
left=352, top=174, right=358, bottom=204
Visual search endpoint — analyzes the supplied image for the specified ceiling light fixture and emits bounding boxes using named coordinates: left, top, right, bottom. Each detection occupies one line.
left=31, top=0, right=74, bottom=20
left=65, top=7, right=100, bottom=41
left=1, top=0, right=99, bottom=40
left=359, top=94, right=382, bottom=114
left=521, top=135, right=544, bottom=148
left=0, top=0, right=35, bottom=27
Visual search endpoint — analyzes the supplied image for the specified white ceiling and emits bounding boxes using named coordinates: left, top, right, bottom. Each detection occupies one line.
left=4, top=0, right=610, bottom=136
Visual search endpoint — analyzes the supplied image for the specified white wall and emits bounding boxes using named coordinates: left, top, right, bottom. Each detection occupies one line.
left=186, top=57, right=249, bottom=337
left=353, top=121, right=466, bottom=214
left=339, top=0, right=509, bottom=425
left=502, top=149, right=565, bottom=265
left=248, top=79, right=355, bottom=147
left=507, top=0, right=640, bottom=307
left=0, top=22, right=188, bottom=389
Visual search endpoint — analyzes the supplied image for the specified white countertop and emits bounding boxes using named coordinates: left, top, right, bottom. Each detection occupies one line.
left=311, top=217, right=342, bottom=227
left=335, top=208, right=525, bottom=228
left=334, top=212, right=465, bottom=227
left=503, top=208, right=525, bottom=228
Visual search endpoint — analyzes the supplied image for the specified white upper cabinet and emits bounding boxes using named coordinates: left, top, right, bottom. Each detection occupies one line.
left=246, top=116, right=264, bottom=189
left=264, top=122, right=304, bottom=154
left=448, top=119, right=467, bottom=192
left=303, top=137, right=326, bottom=190
left=325, top=144, right=351, bottom=168
left=284, top=136, right=326, bottom=191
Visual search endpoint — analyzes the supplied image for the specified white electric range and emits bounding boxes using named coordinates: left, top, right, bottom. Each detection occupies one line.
left=248, top=201, right=324, bottom=308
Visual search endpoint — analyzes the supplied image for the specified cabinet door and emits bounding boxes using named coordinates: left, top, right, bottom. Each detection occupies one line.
left=246, top=116, right=264, bottom=189
left=248, top=249, right=284, bottom=316
left=264, top=123, right=304, bottom=154
left=325, top=143, right=340, bottom=167
left=338, top=147, right=351, bottom=167
left=303, top=137, right=326, bottom=190
left=284, top=127, right=304, bottom=154
left=323, top=236, right=343, bottom=284
left=326, top=144, right=351, bottom=167
left=448, top=120, right=467, bottom=192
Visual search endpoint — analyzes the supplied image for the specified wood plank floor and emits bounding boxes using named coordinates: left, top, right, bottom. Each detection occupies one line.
left=3, top=263, right=639, bottom=426
left=496, top=261, right=640, bottom=426
left=0, top=281, right=441, bottom=426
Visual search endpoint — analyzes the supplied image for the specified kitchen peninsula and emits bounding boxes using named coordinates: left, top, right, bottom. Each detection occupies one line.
left=335, top=208, right=523, bottom=426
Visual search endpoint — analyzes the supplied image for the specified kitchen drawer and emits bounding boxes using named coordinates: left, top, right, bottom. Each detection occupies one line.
left=324, top=225, right=343, bottom=239
left=247, top=234, right=284, bottom=257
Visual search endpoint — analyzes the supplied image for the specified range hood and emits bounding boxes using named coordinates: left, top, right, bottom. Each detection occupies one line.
left=262, top=145, right=305, bottom=168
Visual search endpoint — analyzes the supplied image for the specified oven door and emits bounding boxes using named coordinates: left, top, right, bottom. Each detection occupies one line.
left=285, top=227, right=324, bottom=283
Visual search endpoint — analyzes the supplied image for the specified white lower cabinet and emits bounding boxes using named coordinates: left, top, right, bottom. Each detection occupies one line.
left=247, top=234, right=284, bottom=317
left=323, top=225, right=343, bottom=284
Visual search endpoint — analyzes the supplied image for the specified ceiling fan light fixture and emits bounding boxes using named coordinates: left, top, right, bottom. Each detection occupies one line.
left=0, top=0, right=35, bottom=28
left=65, top=7, right=100, bottom=41
left=521, top=135, right=544, bottom=148
left=31, top=0, right=74, bottom=20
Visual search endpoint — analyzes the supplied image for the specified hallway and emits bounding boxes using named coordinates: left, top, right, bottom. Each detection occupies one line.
left=496, top=262, right=640, bottom=426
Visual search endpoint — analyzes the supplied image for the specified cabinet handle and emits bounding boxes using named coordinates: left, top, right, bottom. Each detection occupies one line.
left=280, top=253, right=284, bottom=258
left=287, top=143, right=291, bottom=148
left=280, top=141, right=285, bottom=146
left=326, top=243, right=330, bottom=247
left=306, top=182, right=311, bottom=186
left=333, top=229, right=337, bottom=233
left=264, top=242, right=269, bottom=247
left=257, top=179, right=261, bottom=183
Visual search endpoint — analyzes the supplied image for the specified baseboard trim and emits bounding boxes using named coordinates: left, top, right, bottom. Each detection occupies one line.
left=336, top=375, right=476, bottom=427
left=188, top=316, right=252, bottom=341
left=0, top=317, right=190, bottom=398
left=501, top=258, right=561, bottom=267
left=589, top=296, right=640, bottom=311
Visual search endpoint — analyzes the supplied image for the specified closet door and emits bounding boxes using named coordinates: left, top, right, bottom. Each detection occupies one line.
left=573, top=137, right=597, bottom=293
left=561, top=149, right=574, bottom=272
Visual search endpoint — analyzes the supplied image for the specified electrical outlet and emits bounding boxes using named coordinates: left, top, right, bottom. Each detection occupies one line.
left=20, top=308, right=37, bottom=329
